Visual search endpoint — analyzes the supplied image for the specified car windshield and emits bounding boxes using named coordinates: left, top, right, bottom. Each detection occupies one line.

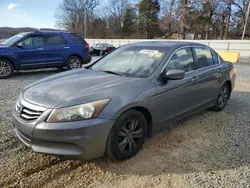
left=91, top=46, right=167, bottom=77
left=1, top=33, right=29, bottom=47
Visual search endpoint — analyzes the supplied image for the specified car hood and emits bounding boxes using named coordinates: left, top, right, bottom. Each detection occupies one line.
left=22, top=69, right=136, bottom=108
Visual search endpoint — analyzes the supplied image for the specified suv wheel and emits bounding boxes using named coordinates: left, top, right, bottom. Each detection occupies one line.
left=106, top=110, right=147, bottom=160
left=212, top=83, right=230, bottom=111
left=0, top=59, right=14, bottom=79
left=67, top=56, right=82, bottom=70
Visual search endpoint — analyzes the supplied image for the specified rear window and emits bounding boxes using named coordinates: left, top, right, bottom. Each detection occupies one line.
left=194, top=48, right=215, bottom=68
left=45, top=35, right=67, bottom=45
left=69, top=35, right=86, bottom=44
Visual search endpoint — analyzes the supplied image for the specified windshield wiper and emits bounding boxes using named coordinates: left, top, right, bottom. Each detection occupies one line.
left=101, top=70, right=124, bottom=76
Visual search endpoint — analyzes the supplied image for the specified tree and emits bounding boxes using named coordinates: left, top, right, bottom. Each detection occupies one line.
left=91, top=18, right=108, bottom=38
left=122, top=7, right=137, bottom=38
left=136, top=0, right=160, bottom=39
left=54, top=0, right=250, bottom=39
left=180, top=0, right=189, bottom=39
left=161, top=0, right=177, bottom=36
left=55, top=0, right=99, bottom=37
left=106, top=0, right=129, bottom=38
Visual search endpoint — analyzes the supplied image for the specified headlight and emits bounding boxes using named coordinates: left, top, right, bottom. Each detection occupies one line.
left=47, top=99, right=110, bottom=122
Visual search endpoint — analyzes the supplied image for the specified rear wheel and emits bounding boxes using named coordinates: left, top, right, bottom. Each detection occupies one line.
left=0, top=59, right=14, bottom=79
left=212, top=83, right=230, bottom=111
left=67, top=56, right=83, bottom=70
left=106, top=110, right=147, bottom=160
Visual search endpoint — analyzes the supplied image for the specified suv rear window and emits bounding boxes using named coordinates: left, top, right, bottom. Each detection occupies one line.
left=69, top=35, right=86, bottom=44
left=45, top=35, right=67, bottom=45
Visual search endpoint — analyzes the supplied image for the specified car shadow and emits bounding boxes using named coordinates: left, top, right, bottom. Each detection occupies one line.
left=94, top=91, right=250, bottom=176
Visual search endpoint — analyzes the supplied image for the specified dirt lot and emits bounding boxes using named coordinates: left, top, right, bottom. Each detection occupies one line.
left=1, top=64, right=250, bottom=188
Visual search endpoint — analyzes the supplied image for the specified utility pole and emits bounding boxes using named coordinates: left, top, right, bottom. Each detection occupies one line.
left=242, top=2, right=250, bottom=40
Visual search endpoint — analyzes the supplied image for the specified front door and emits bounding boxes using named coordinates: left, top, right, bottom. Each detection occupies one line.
left=14, top=35, right=46, bottom=68
left=154, top=47, right=202, bottom=128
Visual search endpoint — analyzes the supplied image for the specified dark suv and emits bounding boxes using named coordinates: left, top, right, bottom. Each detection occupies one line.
left=0, top=31, right=91, bottom=78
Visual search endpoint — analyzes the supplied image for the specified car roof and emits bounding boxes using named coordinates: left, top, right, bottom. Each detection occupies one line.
left=126, top=41, right=207, bottom=48
left=30, top=31, right=77, bottom=35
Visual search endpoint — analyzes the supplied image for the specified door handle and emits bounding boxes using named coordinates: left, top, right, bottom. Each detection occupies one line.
left=37, top=48, right=43, bottom=51
left=64, top=46, right=70, bottom=49
left=191, top=76, right=199, bottom=82
left=217, top=68, right=222, bottom=73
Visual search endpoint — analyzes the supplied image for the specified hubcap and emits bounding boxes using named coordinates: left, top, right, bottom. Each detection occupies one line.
left=69, top=59, right=81, bottom=69
left=0, top=62, right=11, bottom=76
left=118, top=119, right=143, bottom=153
left=218, top=86, right=229, bottom=108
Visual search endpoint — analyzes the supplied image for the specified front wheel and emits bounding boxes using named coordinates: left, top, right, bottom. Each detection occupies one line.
left=67, top=56, right=83, bottom=70
left=0, top=59, right=14, bottom=79
left=100, top=50, right=104, bottom=56
left=106, top=110, right=147, bottom=160
left=212, top=83, right=230, bottom=111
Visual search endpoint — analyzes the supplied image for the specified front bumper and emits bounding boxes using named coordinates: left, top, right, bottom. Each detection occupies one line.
left=12, top=100, right=114, bottom=160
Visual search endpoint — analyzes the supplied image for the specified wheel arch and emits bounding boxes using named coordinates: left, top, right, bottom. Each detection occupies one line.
left=0, top=56, right=16, bottom=70
left=224, top=80, right=232, bottom=99
left=113, top=105, right=153, bottom=138
left=68, top=54, right=84, bottom=63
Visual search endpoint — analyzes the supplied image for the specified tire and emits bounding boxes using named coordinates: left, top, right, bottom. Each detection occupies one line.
left=106, top=110, right=147, bottom=160
left=67, top=56, right=83, bottom=70
left=0, top=59, right=14, bottom=79
left=212, top=83, right=230, bottom=111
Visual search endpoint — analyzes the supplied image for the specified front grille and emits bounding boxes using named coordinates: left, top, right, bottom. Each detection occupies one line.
left=20, top=106, right=44, bottom=121
left=16, top=99, right=46, bottom=121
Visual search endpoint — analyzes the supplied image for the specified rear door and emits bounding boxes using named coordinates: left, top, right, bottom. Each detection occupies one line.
left=192, top=47, right=222, bottom=105
left=68, top=34, right=90, bottom=60
left=14, top=34, right=46, bottom=68
left=43, top=34, right=68, bottom=66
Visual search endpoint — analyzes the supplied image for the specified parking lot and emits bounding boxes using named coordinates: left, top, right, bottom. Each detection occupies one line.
left=1, top=60, right=250, bottom=187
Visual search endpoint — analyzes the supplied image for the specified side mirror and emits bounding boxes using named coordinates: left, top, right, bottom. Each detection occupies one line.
left=162, top=69, right=185, bottom=80
left=17, top=42, right=26, bottom=48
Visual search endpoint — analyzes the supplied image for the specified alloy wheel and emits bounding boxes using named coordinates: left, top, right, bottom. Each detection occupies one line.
left=69, top=58, right=81, bottom=69
left=218, top=86, right=229, bottom=108
left=118, top=119, right=144, bottom=153
left=0, top=61, right=11, bottom=76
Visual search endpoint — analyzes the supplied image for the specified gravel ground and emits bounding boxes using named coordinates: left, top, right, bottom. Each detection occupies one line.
left=1, top=62, right=250, bottom=188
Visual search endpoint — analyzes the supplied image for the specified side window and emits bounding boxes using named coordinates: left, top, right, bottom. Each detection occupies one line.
left=194, top=48, right=215, bottom=68
left=22, top=36, right=44, bottom=46
left=166, top=48, right=195, bottom=73
left=69, top=35, right=86, bottom=44
left=212, top=51, right=220, bottom=64
left=45, top=35, right=66, bottom=45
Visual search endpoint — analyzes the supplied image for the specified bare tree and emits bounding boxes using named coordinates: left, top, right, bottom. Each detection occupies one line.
left=180, top=0, right=189, bottom=39
left=106, top=0, right=129, bottom=38
left=55, top=0, right=99, bottom=37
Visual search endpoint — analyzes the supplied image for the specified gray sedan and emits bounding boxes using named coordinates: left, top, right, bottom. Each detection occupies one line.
left=12, top=41, right=236, bottom=160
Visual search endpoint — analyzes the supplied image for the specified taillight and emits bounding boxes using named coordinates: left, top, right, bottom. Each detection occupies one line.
left=85, top=44, right=90, bottom=52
